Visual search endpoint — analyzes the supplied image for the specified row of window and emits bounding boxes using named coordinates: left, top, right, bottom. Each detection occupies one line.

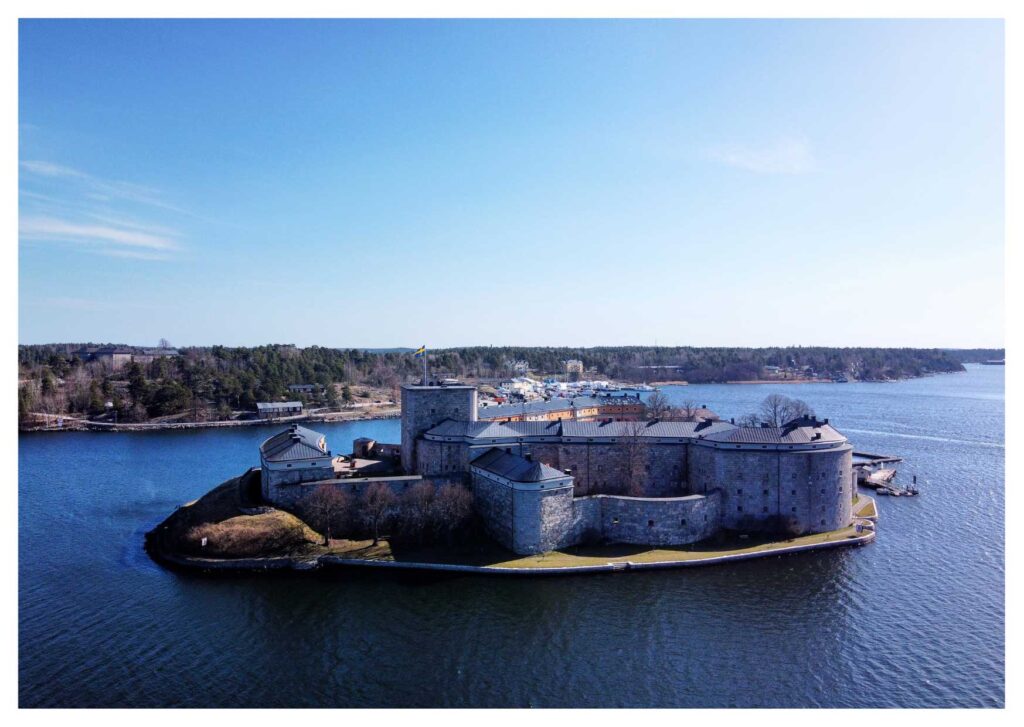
left=609, top=515, right=709, bottom=527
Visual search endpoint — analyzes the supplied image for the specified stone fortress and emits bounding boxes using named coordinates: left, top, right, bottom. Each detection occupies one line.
left=259, top=381, right=856, bottom=555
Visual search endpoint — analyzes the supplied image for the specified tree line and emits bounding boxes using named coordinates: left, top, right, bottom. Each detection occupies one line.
left=17, top=343, right=999, bottom=423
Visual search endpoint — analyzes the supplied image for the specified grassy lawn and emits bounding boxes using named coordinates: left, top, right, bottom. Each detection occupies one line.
left=322, top=526, right=866, bottom=570
left=854, top=497, right=878, bottom=519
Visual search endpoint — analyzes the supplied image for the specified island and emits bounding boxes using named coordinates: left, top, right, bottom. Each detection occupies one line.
left=146, top=382, right=880, bottom=575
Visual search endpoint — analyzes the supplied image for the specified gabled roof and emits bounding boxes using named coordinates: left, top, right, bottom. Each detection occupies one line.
left=424, top=417, right=737, bottom=441
left=426, top=419, right=564, bottom=439
left=560, top=419, right=735, bottom=439
left=470, top=448, right=568, bottom=483
left=701, top=419, right=846, bottom=445
left=259, top=425, right=331, bottom=461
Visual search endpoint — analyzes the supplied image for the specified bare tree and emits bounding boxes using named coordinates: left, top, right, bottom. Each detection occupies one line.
left=737, top=413, right=761, bottom=427
left=674, top=400, right=701, bottom=421
left=158, top=338, right=172, bottom=349
left=361, top=482, right=398, bottom=545
left=644, top=390, right=672, bottom=420
left=756, top=394, right=815, bottom=427
left=397, top=481, right=437, bottom=544
left=758, top=394, right=791, bottom=427
left=782, top=397, right=814, bottom=421
left=300, top=484, right=351, bottom=545
left=431, top=484, right=475, bottom=544
left=618, top=420, right=649, bottom=497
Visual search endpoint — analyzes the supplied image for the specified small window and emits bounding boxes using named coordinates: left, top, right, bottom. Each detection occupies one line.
left=791, top=489, right=797, bottom=495
left=762, top=506, right=768, bottom=513
left=681, top=519, right=687, bottom=526
left=820, top=520, right=826, bottom=526
left=820, top=488, right=825, bottom=494
left=737, top=506, right=743, bottom=513
left=648, top=520, right=654, bottom=527
left=791, top=507, right=797, bottom=513
left=737, top=488, right=743, bottom=495
left=763, top=489, right=769, bottom=495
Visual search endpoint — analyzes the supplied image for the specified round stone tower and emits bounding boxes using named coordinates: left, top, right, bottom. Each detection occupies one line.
left=400, top=383, right=478, bottom=474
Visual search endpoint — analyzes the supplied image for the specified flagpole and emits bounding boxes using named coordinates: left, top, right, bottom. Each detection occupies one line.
left=422, top=346, right=427, bottom=386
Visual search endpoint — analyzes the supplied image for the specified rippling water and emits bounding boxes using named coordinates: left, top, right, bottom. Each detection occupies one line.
left=19, top=365, right=1004, bottom=707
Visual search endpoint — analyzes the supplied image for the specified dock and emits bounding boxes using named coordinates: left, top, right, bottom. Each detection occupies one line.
left=853, top=451, right=919, bottom=496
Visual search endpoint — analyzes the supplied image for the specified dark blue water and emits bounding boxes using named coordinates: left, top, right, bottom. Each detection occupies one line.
left=19, top=366, right=1004, bottom=707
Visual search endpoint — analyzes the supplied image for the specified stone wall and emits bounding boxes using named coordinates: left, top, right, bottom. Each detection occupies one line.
left=416, top=438, right=474, bottom=480
left=689, top=442, right=853, bottom=535
left=589, top=491, right=722, bottom=546
left=470, top=465, right=721, bottom=554
left=461, top=441, right=688, bottom=498
left=260, top=457, right=335, bottom=501
left=262, top=472, right=423, bottom=510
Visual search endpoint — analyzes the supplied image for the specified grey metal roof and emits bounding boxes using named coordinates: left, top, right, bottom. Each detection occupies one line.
left=259, top=425, right=332, bottom=461
left=426, top=419, right=562, bottom=439
left=560, top=419, right=735, bottom=439
left=470, top=448, right=568, bottom=483
left=702, top=420, right=846, bottom=445
left=425, top=417, right=736, bottom=441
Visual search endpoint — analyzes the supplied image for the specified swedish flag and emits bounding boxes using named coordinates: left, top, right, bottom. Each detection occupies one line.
left=414, top=345, right=426, bottom=358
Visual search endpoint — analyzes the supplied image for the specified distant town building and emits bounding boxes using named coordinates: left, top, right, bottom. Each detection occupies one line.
left=287, top=383, right=323, bottom=394
left=75, top=345, right=179, bottom=371
left=132, top=348, right=181, bottom=366
left=563, top=359, right=584, bottom=374
left=256, top=401, right=303, bottom=419
left=510, top=360, right=530, bottom=374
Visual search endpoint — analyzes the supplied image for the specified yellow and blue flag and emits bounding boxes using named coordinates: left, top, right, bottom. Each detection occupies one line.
left=414, top=345, right=426, bottom=358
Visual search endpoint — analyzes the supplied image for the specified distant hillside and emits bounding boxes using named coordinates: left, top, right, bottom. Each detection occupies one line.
left=943, top=348, right=1006, bottom=363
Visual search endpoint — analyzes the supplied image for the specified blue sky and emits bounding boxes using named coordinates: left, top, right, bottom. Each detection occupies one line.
left=18, top=19, right=1004, bottom=348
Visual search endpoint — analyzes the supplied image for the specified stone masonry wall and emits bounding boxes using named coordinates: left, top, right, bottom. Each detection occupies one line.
left=470, top=473, right=514, bottom=550
left=690, top=443, right=853, bottom=536
left=592, top=490, right=722, bottom=546
left=262, top=472, right=423, bottom=511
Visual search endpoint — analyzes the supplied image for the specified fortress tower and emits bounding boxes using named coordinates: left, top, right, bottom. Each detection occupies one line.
left=400, top=382, right=477, bottom=474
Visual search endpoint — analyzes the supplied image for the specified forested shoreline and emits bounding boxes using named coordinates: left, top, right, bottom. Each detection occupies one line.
left=17, top=343, right=1002, bottom=425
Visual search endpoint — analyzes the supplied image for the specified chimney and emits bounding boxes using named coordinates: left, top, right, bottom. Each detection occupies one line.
left=524, top=453, right=533, bottom=462
left=824, top=418, right=829, bottom=424
left=730, top=417, right=735, bottom=424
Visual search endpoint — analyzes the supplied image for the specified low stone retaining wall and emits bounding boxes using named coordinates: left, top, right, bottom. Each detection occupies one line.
left=153, top=529, right=874, bottom=577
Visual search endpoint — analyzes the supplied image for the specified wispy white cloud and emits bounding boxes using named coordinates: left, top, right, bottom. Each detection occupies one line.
left=20, top=159, right=189, bottom=214
left=20, top=216, right=180, bottom=260
left=707, top=138, right=816, bottom=175
left=19, top=156, right=189, bottom=262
